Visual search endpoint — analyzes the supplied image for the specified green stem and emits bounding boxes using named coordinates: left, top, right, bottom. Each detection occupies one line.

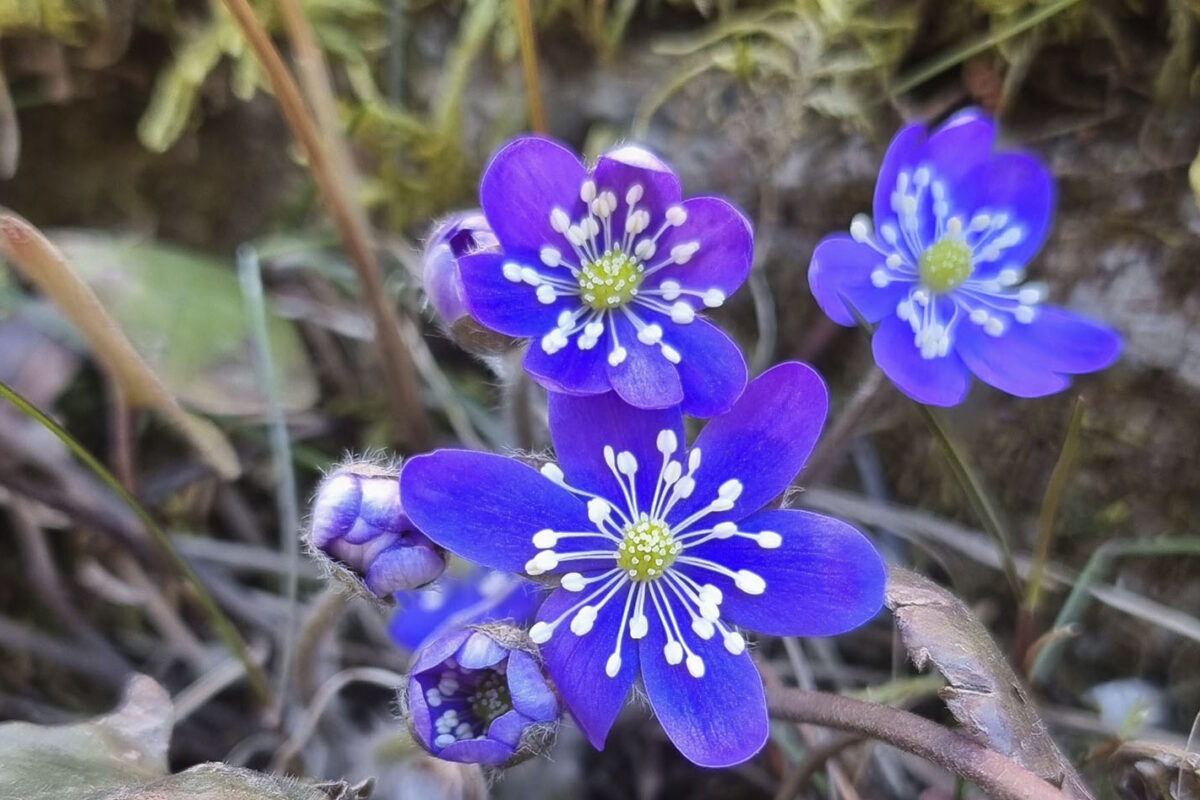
left=1029, top=536, right=1200, bottom=684
left=1025, top=396, right=1085, bottom=612
left=917, top=402, right=1023, bottom=601
left=0, top=377, right=272, bottom=706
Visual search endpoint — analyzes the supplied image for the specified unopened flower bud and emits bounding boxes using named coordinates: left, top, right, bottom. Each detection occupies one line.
left=308, top=462, right=446, bottom=597
left=422, top=211, right=518, bottom=355
left=405, top=624, right=559, bottom=767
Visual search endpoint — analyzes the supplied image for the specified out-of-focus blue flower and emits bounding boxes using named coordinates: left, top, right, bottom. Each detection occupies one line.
left=308, top=462, right=445, bottom=597
left=407, top=625, right=559, bottom=766
left=456, top=136, right=752, bottom=417
left=422, top=211, right=500, bottom=326
left=808, top=108, right=1122, bottom=406
left=389, top=566, right=543, bottom=652
left=399, top=363, right=886, bottom=768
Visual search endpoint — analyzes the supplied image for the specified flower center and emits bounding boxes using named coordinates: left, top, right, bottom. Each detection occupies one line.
left=577, top=248, right=644, bottom=310
left=617, top=517, right=680, bottom=582
left=918, top=238, right=973, bottom=293
left=469, top=670, right=512, bottom=727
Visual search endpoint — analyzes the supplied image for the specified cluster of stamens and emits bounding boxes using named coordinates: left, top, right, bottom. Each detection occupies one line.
left=525, top=430, right=781, bottom=680
left=426, top=657, right=513, bottom=749
left=849, top=165, right=1046, bottom=359
left=500, top=177, right=728, bottom=368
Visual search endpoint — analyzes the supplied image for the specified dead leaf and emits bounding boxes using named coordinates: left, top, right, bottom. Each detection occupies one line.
left=886, top=568, right=1094, bottom=799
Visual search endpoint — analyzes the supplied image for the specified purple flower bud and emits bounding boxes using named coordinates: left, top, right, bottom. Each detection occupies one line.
left=308, top=462, right=446, bottom=597
left=422, top=211, right=519, bottom=355
left=423, top=211, right=500, bottom=325
left=406, top=625, right=559, bottom=767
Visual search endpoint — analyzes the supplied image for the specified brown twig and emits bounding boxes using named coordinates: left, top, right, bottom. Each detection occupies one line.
left=512, top=0, right=548, bottom=132
left=217, top=0, right=430, bottom=449
left=765, top=685, right=1074, bottom=800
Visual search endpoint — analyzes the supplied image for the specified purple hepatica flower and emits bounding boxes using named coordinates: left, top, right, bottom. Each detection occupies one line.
left=407, top=625, right=559, bottom=766
left=422, top=210, right=501, bottom=325
left=390, top=567, right=543, bottom=652
left=400, top=363, right=887, bottom=767
left=308, top=463, right=446, bottom=598
left=458, top=136, right=753, bottom=417
left=808, top=108, right=1122, bottom=407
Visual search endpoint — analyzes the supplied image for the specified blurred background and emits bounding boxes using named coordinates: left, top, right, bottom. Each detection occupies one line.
left=1, top=0, right=1199, bottom=798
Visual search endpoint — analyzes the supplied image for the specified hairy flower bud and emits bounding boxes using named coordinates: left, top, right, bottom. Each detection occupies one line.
left=308, top=462, right=446, bottom=597
left=405, top=624, right=559, bottom=767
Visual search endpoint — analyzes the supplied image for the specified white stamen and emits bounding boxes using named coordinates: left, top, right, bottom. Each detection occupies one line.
left=849, top=214, right=872, bottom=243
left=635, top=239, right=657, bottom=260
left=580, top=180, right=597, bottom=203
left=502, top=262, right=522, bottom=282
left=529, top=621, right=552, bottom=643
left=637, top=324, right=663, bottom=345
left=626, top=184, right=644, bottom=205
left=608, top=346, right=628, bottom=367
left=871, top=269, right=889, bottom=288
left=657, top=429, right=678, bottom=454
left=540, top=463, right=564, bottom=483
left=550, top=208, right=570, bottom=233
left=588, top=498, right=612, bottom=524
left=670, top=301, right=695, bottom=324
left=756, top=530, right=782, bottom=549
left=661, top=345, right=681, bottom=364
left=540, top=246, right=562, bottom=267
left=536, top=285, right=556, bottom=304
left=686, top=653, right=705, bottom=677
left=734, top=569, right=766, bottom=595
left=605, top=653, right=622, bottom=677
left=562, top=572, right=586, bottom=592
left=570, top=605, right=597, bottom=635
left=664, top=640, right=684, bottom=665
left=532, top=529, right=557, bottom=548
left=723, top=631, right=746, bottom=655
left=665, top=206, right=687, bottom=226
left=702, top=289, right=725, bottom=308
left=659, top=280, right=681, bottom=301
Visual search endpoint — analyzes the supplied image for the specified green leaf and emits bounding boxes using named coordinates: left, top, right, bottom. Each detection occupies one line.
left=0, top=675, right=172, bottom=800
left=49, top=231, right=319, bottom=417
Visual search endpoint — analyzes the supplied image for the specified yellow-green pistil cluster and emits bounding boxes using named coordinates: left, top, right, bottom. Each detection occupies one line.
left=470, top=671, right=512, bottom=726
left=617, top=518, right=681, bottom=581
left=918, top=238, right=973, bottom=293
left=578, top=248, right=645, bottom=310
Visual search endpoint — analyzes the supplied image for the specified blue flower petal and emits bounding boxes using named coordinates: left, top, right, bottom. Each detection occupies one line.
left=808, top=234, right=909, bottom=326
left=410, top=627, right=472, bottom=675
left=637, top=605, right=768, bottom=767
left=459, top=252, right=573, bottom=337
left=592, top=145, right=683, bottom=247
left=955, top=322, right=1070, bottom=398
left=506, top=650, right=559, bottom=722
left=964, top=152, right=1054, bottom=277
left=363, top=537, right=445, bottom=595
left=480, top=136, right=587, bottom=255
left=536, top=586, right=639, bottom=750
left=873, top=122, right=926, bottom=261
left=401, top=451, right=596, bottom=574
left=487, top=709, right=535, bottom=748
left=438, top=737, right=515, bottom=766
left=668, top=362, right=828, bottom=528
left=547, top=390, right=684, bottom=510
left=606, top=313, right=684, bottom=409
left=872, top=314, right=971, bottom=406
left=955, top=305, right=1121, bottom=397
left=920, top=107, right=996, bottom=215
left=646, top=197, right=753, bottom=300
left=669, top=317, right=747, bottom=418
left=455, top=630, right=509, bottom=669
left=681, top=509, right=886, bottom=636
left=523, top=333, right=612, bottom=396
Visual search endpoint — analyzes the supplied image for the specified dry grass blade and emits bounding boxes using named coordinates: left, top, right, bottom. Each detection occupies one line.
left=886, top=568, right=1094, bottom=798
left=0, top=210, right=240, bottom=479
left=217, top=0, right=431, bottom=450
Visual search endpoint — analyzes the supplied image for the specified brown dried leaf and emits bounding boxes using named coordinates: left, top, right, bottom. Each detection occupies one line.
left=886, top=568, right=1094, bottom=798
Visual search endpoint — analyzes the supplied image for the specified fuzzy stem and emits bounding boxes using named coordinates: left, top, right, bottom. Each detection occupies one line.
left=765, top=685, right=1073, bottom=800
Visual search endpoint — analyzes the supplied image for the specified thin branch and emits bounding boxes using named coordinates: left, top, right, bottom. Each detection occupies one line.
left=217, top=0, right=431, bottom=449
left=765, top=685, right=1074, bottom=800
left=512, top=0, right=548, bottom=132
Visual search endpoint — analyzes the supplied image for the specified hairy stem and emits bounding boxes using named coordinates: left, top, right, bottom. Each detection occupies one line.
left=765, top=685, right=1072, bottom=800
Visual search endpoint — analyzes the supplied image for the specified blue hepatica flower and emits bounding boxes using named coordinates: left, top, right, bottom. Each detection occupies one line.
left=422, top=210, right=501, bottom=327
left=399, top=363, right=887, bottom=767
left=458, top=136, right=753, bottom=417
left=407, top=625, right=559, bottom=766
left=809, top=108, right=1122, bottom=406
left=390, top=566, right=543, bottom=652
